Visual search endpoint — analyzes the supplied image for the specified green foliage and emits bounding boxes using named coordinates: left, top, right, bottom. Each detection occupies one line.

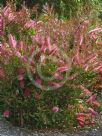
left=0, top=0, right=101, bottom=19
left=0, top=4, right=101, bottom=130
left=0, top=67, right=96, bottom=129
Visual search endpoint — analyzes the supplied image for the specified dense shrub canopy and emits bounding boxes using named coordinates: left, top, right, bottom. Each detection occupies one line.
left=0, top=0, right=101, bottom=19
left=0, top=4, right=102, bottom=129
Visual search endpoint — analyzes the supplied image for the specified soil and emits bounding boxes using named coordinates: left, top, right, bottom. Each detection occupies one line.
left=0, top=119, right=102, bottom=136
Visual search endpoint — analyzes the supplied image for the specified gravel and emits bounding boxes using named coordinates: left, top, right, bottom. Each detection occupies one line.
left=0, top=120, right=102, bottom=136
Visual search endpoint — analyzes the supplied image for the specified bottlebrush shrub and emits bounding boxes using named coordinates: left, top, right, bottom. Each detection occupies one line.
left=0, top=5, right=102, bottom=130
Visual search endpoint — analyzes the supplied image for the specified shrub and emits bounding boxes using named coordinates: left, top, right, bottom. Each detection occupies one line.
left=0, top=4, right=102, bottom=130
left=0, top=0, right=101, bottom=19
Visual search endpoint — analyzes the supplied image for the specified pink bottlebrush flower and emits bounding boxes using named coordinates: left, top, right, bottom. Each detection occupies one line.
left=92, top=61, right=101, bottom=68
left=9, top=34, right=17, bottom=49
left=56, top=66, right=68, bottom=73
left=45, top=36, right=52, bottom=52
left=31, top=34, right=41, bottom=43
left=76, top=113, right=85, bottom=127
left=88, top=108, right=97, bottom=116
left=76, top=113, right=85, bottom=118
left=76, top=117, right=84, bottom=123
left=3, top=6, right=11, bottom=17
left=78, top=121, right=85, bottom=127
left=40, top=55, right=45, bottom=63
left=3, top=110, right=10, bottom=118
left=96, top=42, right=102, bottom=45
left=74, top=52, right=81, bottom=65
left=54, top=72, right=63, bottom=80
left=58, top=60, right=65, bottom=67
left=23, top=88, right=30, bottom=97
left=49, top=82, right=61, bottom=88
left=77, top=115, right=85, bottom=121
left=93, top=65, right=102, bottom=71
left=35, top=78, right=42, bottom=86
left=29, top=47, right=35, bottom=57
left=85, top=121, right=95, bottom=126
left=88, top=55, right=97, bottom=64
left=84, top=64, right=89, bottom=71
left=49, top=46, right=58, bottom=56
left=79, top=35, right=83, bottom=45
left=8, top=13, right=15, bottom=21
left=15, top=51, right=22, bottom=58
left=93, top=101, right=100, bottom=107
left=89, top=33, right=97, bottom=40
left=41, top=43, right=47, bottom=53
left=78, top=104, right=85, bottom=111
left=80, top=85, right=92, bottom=96
left=17, top=74, right=24, bottom=81
left=0, top=43, right=2, bottom=47
left=24, top=20, right=36, bottom=29
left=17, top=68, right=25, bottom=75
left=3, top=6, right=15, bottom=21
left=30, top=60, right=35, bottom=66
left=18, top=41, right=24, bottom=51
left=19, top=80, right=25, bottom=89
left=51, top=106, right=59, bottom=113
left=68, top=73, right=78, bottom=81
left=99, top=67, right=102, bottom=75
left=86, top=95, right=96, bottom=104
left=89, top=28, right=102, bottom=33
left=84, top=54, right=96, bottom=64
left=22, top=56, right=28, bottom=63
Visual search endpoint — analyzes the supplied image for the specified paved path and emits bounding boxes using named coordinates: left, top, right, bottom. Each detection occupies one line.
left=0, top=120, right=102, bottom=136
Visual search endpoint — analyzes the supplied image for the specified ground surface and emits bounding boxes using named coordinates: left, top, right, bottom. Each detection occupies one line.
left=0, top=120, right=102, bottom=136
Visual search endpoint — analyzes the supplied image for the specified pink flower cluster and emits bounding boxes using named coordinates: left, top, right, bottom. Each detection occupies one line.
left=0, top=5, right=101, bottom=128
left=77, top=86, right=100, bottom=127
